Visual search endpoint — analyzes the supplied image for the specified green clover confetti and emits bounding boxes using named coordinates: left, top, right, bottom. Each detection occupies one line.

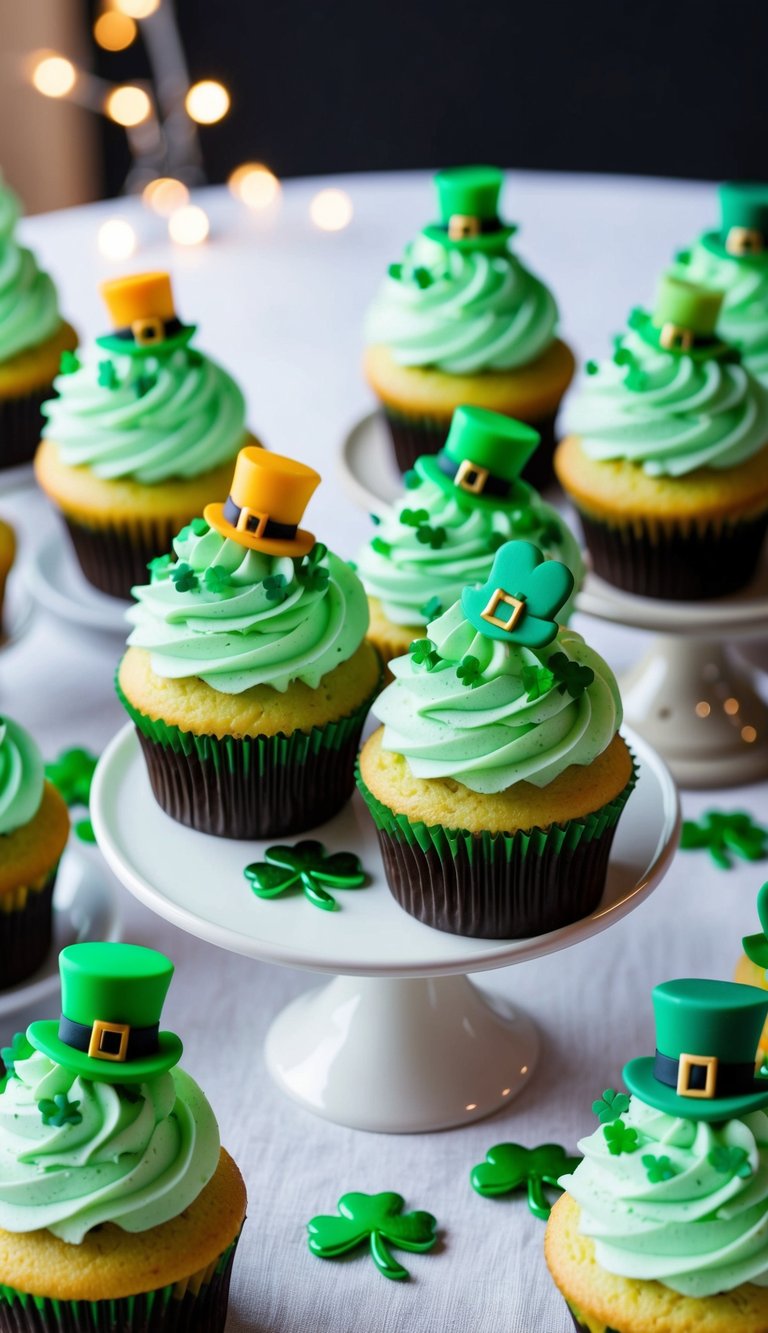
left=457, top=656, right=482, bottom=689
left=400, top=508, right=429, bottom=528
left=177, top=517, right=210, bottom=542
left=409, top=638, right=440, bottom=670
left=97, top=359, right=119, bottom=389
left=412, top=267, right=433, bottom=289
left=585, top=359, right=599, bottom=376
left=680, top=811, right=768, bottom=870
left=548, top=652, right=595, bottom=699
left=45, top=747, right=98, bottom=844
left=603, top=1119, right=639, bottom=1156
left=203, top=565, right=234, bottom=594
left=388, top=263, right=403, bottom=281
left=59, top=349, right=80, bottom=375
left=403, top=470, right=422, bottom=490
left=371, top=537, right=392, bottom=557
left=1, top=1033, right=33, bottom=1084
left=245, top=840, right=367, bottom=912
left=642, top=1154, right=678, bottom=1183
left=592, top=1089, right=631, bottom=1124
left=169, top=562, right=199, bottom=593
left=147, top=553, right=172, bottom=577
left=307, top=1192, right=437, bottom=1281
left=38, top=1094, right=82, bottom=1128
left=521, top=664, right=555, bottom=702
left=708, top=1145, right=752, bottom=1179
left=261, top=574, right=288, bottom=603
left=470, top=1143, right=581, bottom=1221
left=420, top=595, right=442, bottom=621
left=415, top=523, right=447, bottom=549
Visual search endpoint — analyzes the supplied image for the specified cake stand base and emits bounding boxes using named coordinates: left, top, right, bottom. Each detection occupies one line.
left=265, top=973, right=539, bottom=1133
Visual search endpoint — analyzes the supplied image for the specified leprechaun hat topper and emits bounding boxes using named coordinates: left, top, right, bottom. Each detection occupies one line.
left=622, top=978, right=768, bottom=1122
left=205, top=447, right=320, bottom=557
left=422, top=166, right=516, bottom=253
left=742, top=880, right=768, bottom=970
left=635, top=273, right=726, bottom=359
left=418, top=406, right=539, bottom=509
left=27, top=942, right=183, bottom=1084
left=97, top=272, right=196, bottom=357
left=461, top=540, right=573, bottom=649
left=713, top=182, right=768, bottom=258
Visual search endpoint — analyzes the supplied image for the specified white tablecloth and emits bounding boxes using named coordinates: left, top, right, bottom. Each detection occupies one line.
left=2, top=171, right=767, bottom=1332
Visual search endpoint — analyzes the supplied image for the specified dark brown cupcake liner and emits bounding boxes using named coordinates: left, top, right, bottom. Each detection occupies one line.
left=357, top=762, right=637, bottom=939
left=62, top=516, right=181, bottom=600
left=566, top=1301, right=620, bottom=1333
left=0, top=868, right=57, bottom=991
left=577, top=508, right=768, bottom=600
left=0, top=385, right=55, bottom=472
left=381, top=406, right=559, bottom=490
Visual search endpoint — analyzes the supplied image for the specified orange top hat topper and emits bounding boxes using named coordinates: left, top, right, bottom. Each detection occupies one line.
left=97, top=272, right=195, bottom=355
left=205, top=448, right=321, bottom=557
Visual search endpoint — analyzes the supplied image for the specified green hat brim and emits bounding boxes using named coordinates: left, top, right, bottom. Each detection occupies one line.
left=95, top=325, right=196, bottom=358
left=421, top=223, right=516, bottom=253
left=743, top=932, right=768, bottom=970
left=623, top=1055, right=768, bottom=1122
left=700, top=230, right=768, bottom=265
left=416, top=455, right=531, bottom=510
left=26, top=1019, right=183, bottom=1084
left=633, top=310, right=733, bottom=364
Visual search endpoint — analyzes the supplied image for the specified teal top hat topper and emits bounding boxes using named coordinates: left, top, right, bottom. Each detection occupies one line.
left=633, top=273, right=727, bottom=361
left=422, top=166, right=517, bottom=253
left=714, top=182, right=768, bottom=259
left=461, top=540, right=573, bottom=649
left=623, top=978, right=768, bottom=1123
left=418, top=406, right=539, bottom=510
left=95, top=273, right=196, bottom=358
left=743, top=880, right=768, bottom=970
left=27, top=942, right=183, bottom=1084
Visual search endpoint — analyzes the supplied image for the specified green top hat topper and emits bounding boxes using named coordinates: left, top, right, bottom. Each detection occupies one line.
left=705, top=182, right=768, bottom=260
left=422, top=166, right=517, bottom=253
left=743, top=880, right=768, bottom=970
left=417, top=406, right=539, bottom=510
left=634, top=273, right=727, bottom=361
left=27, top=942, right=183, bottom=1084
left=623, top=978, right=768, bottom=1122
left=461, top=539, right=573, bottom=649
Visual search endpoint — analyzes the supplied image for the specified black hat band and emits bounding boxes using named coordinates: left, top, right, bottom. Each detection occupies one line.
left=436, top=451, right=519, bottom=500
left=110, top=316, right=185, bottom=346
left=59, top=1015, right=160, bottom=1064
left=654, top=1049, right=760, bottom=1101
left=223, top=496, right=298, bottom=542
left=442, top=216, right=503, bottom=238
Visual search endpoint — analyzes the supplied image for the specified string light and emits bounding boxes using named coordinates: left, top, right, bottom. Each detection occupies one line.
left=97, top=219, right=138, bottom=261
left=185, top=80, right=230, bottom=125
left=142, top=177, right=189, bottom=216
left=105, top=85, right=152, bottom=127
left=168, top=204, right=210, bottom=246
left=228, top=163, right=280, bottom=210
left=31, top=53, right=77, bottom=98
left=309, top=188, right=353, bottom=231
left=93, top=12, right=137, bottom=51
left=113, top=0, right=161, bottom=17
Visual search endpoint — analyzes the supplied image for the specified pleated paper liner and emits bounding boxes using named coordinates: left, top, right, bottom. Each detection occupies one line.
left=0, top=386, right=56, bottom=471
left=62, top=516, right=184, bottom=601
left=577, top=508, right=768, bottom=600
left=117, top=677, right=379, bottom=840
left=381, top=406, right=559, bottom=491
left=357, top=758, right=637, bottom=939
left=566, top=1305, right=619, bottom=1333
left=0, top=867, right=58, bottom=991
left=0, top=1235, right=239, bottom=1333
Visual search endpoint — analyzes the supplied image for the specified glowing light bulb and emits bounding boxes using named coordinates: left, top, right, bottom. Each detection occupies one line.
left=113, top=0, right=160, bottom=17
left=309, top=188, right=353, bottom=232
left=105, top=85, right=152, bottom=127
left=185, top=80, right=230, bottom=125
left=168, top=205, right=209, bottom=246
left=97, top=219, right=137, bottom=261
left=142, top=177, right=189, bottom=216
left=93, top=12, right=137, bottom=51
left=228, top=163, right=280, bottom=210
left=31, top=54, right=77, bottom=99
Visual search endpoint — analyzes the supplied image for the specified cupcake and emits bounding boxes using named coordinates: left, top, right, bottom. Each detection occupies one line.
left=364, top=166, right=574, bottom=487
left=0, top=519, right=15, bottom=633
left=546, top=977, right=768, bottom=1333
left=556, top=274, right=768, bottom=599
left=736, top=879, right=768, bottom=1064
left=0, top=715, right=69, bottom=989
left=118, top=447, right=381, bottom=839
left=357, top=405, right=585, bottom=670
left=36, top=272, right=259, bottom=599
left=673, top=182, right=768, bottom=385
left=357, top=539, right=634, bottom=939
left=0, top=175, right=77, bottom=469
left=0, top=941, right=247, bottom=1331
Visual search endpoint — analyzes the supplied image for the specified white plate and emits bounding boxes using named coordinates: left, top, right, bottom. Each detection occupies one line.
left=0, top=846, right=120, bottom=1017
left=577, top=566, right=768, bottom=638
left=25, top=532, right=130, bottom=635
left=338, top=411, right=409, bottom=516
left=0, top=576, right=35, bottom=653
left=91, top=722, right=679, bottom=981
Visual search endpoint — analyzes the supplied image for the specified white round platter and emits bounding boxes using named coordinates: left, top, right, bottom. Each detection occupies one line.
left=25, top=532, right=130, bottom=635
left=0, top=576, right=35, bottom=654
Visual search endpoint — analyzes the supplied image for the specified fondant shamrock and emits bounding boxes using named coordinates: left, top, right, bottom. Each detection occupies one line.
left=307, top=1191, right=438, bottom=1281
left=409, top=638, right=440, bottom=670
left=177, top=517, right=209, bottom=542
left=642, top=1154, right=678, bottom=1183
left=45, top=747, right=99, bottom=844
left=261, top=574, right=288, bottom=603
left=38, top=1094, right=82, bottom=1128
left=59, top=349, right=80, bottom=375
left=681, top=810, right=767, bottom=870
left=415, top=523, right=447, bottom=550
left=134, top=370, right=156, bottom=398
left=169, top=562, right=199, bottom=593
left=708, top=1145, right=752, bottom=1179
left=0, top=1032, right=33, bottom=1085
left=298, top=543, right=330, bottom=592
left=420, top=595, right=443, bottom=621
left=245, top=840, right=366, bottom=912
left=457, top=656, right=482, bottom=689
left=548, top=652, right=595, bottom=699
left=403, top=470, right=422, bottom=490
left=97, top=359, right=119, bottom=389
left=203, top=565, right=234, bottom=594
left=470, top=1143, right=581, bottom=1221
left=521, top=664, right=555, bottom=702
left=603, top=1119, right=639, bottom=1156
left=592, top=1089, right=630, bottom=1124
left=461, top=541, right=574, bottom=649
left=148, top=553, right=172, bottom=577
left=400, top=508, right=429, bottom=528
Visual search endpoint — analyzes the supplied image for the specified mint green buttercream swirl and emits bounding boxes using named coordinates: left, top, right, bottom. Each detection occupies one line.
left=0, top=1050, right=220, bottom=1244
left=127, top=523, right=369, bottom=694
left=373, top=605, right=621, bottom=794
left=365, top=233, right=558, bottom=373
left=357, top=476, right=584, bottom=627
left=673, top=238, right=768, bottom=385
left=570, top=327, right=768, bottom=476
left=0, top=718, right=44, bottom=836
left=561, top=1095, right=768, bottom=1298
left=42, top=344, right=247, bottom=484
left=0, top=178, right=61, bottom=362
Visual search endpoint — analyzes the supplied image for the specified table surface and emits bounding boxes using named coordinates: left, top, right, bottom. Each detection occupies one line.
left=2, top=170, right=767, bottom=1333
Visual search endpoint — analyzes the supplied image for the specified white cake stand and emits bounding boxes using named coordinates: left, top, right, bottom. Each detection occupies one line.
left=25, top=532, right=130, bottom=635
left=91, top=722, right=678, bottom=1133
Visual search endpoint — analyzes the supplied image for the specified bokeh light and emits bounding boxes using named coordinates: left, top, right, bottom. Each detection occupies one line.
left=93, top=12, right=137, bottom=51
left=142, top=177, right=189, bottom=216
left=31, top=54, right=77, bottom=99
left=309, top=188, right=353, bottom=231
left=228, top=163, right=280, bottom=210
left=185, top=80, right=230, bottom=125
left=97, top=218, right=138, bottom=261
left=168, top=204, right=210, bottom=246
left=112, top=0, right=161, bottom=17
left=105, top=85, right=152, bottom=127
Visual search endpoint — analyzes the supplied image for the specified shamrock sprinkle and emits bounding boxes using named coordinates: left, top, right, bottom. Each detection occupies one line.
left=203, top=565, right=234, bottom=594
left=400, top=508, right=429, bottom=529
left=420, top=595, right=442, bottom=621
left=585, top=359, right=599, bottom=376
left=371, top=537, right=392, bottom=557
left=457, top=656, right=482, bottom=689
left=603, top=1119, right=639, bottom=1156
left=470, top=1142, right=581, bottom=1221
left=680, top=811, right=768, bottom=870
left=97, top=359, right=119, bottom=389
left=625, top=367, right=649, bottom=392
left=549, top=652, right=595, bottom=699
left=592, top=1089, right=631, bottom=1124
left=298, top=556, right=330, bottom=593
left=261, top=574, right=288, bottom=603
left=45, top=747, right=98, bottom=845
left=307, top=1192, right=437, bottom=1281
left=409, top=638, right=440, bottom=670
left=521, top=665, right=555, bottom=702
left=708, top=1145, right=752, bottom=1179
left=642, top=1154, right=678, bottom=1183
left=412, top=267, right=433, bottom=289
left=134, top=371, right=156, bottom=398
left=169, top=562, right=199, bottom=593
left=403, top=470, right=422, bottom=490
left=388, top=262, right=403, bottom=281
left=147, top=553, right=172, bottom=577
left=59, top=349, right=81, bottom=375
left=415, top=523, right=447, bottom=549
left=38, top=1094, right=82, bottom=1128
left=245, top=841, right=366, bottom=912
left=177, top=517, right=210, bottom=542
left=1, top=1033, right=33, bottom=1081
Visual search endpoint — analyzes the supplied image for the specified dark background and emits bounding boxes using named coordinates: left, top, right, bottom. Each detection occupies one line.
left=94, top=0, right=768, bottom=195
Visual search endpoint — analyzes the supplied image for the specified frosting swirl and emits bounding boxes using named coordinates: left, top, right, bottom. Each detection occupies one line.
left=0, top=1049, right=219, bottom=1244
left=0, top=178, right=62, bottom=362
left=0, top=717, right=44, bottom=836
left=562, top=1094, right=768, bottom=1297
left=365, top=233, right=558, bottom=373
left=674, top=239, right=768, bottom=385
left=127, top=520, right=369, bottom=694
left=569, top=326, right=768, bottom=476
left=373, top=607, right=621, bottom=793
left=42, top=344, right=247, bottom=484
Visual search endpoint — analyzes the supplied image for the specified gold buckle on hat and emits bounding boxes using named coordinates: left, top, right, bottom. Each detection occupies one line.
left=88, top=1019, right=130, bottom=1063
left=455, top=459, right=490, bottom=495
left=726, top=226, right=763, bottom=257
left=659, top=322, right=694, bottom=352
left=481, top=588, right=526, bottom=632
left=448, top=213, right=481, bottom=241
left=237, top=507, right=268, bottom=540
left=131, top=316, right=165, bottom=346
left=676, top=1052, right=718, bottom=1099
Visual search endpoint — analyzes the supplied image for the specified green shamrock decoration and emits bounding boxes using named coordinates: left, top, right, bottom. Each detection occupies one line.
left=1, top=1032, right=33, bottom=1086
left=307, top=1192, right=438, bottom=1281
left=59, top=349, right=81, bottom=375
left=203, top=565, right=234, bottom=594
left=403, top=470, right=422, bottom=490
left=400, top=508, right=429, bottom=528
left=371, top=537, right=392, bottom=557
left=521, top=665, right=555, bottom=702
left=148, top=553, right=171, bottom=577
left=457, top=656, right=482, bottom=689
left=409, top=638, right=440, bottom=670
left=470, top=1143, right=581, bottom=1221
left=461, top=541, right=574, bottom=649
left=642, top=1154, right=678, bottom=1183
left=681, top=811, right=767, bottom=870
left=45, top=747, right=99, bottom=844
left=97, top=359, right=119, bottom=390
left=708, top=1145, right=752, bottom=1179
left=388, top=262, right=403, bottom=280
left=134, top=370, right=157, bottom=398
left=245, top=840, right=366, bottom=912
left=415, top=523, right=447, bottom=549
left=169, top=562, right=199, bottom=593
left=592, top=1089, right=631, bottom=1124
left=412, top=267, right=433, bottom=289
left=548, top=652, right=595, bottom=699
left=38, top=1094, right=82, bottom=1128
left=177, top=517, right=210, bottom=542
left=603, top=1119, right=639, bottom=1156
left=585, top=359, right=599, bottom=376
left=297, top=544, right=330, bottom=593
left=261, top=574, right=288, bottom=603
left=420, top=595, right=442, bottom=621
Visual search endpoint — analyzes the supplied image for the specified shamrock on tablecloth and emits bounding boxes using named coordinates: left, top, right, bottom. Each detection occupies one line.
left=307, top=1191, right=438, bottom=1280
left=45, top=747, right=99, bottom=843
left=245, top=841, right=367, bottom=912
left=470, top=1143, right=581, bottom=1221
left=680, top=810, right=767, bottom=869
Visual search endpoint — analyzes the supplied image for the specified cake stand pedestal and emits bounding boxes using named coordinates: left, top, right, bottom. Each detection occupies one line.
left=576, top=572, right=768, bottom=788
left=91, top=724, right=679, bottom=1134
